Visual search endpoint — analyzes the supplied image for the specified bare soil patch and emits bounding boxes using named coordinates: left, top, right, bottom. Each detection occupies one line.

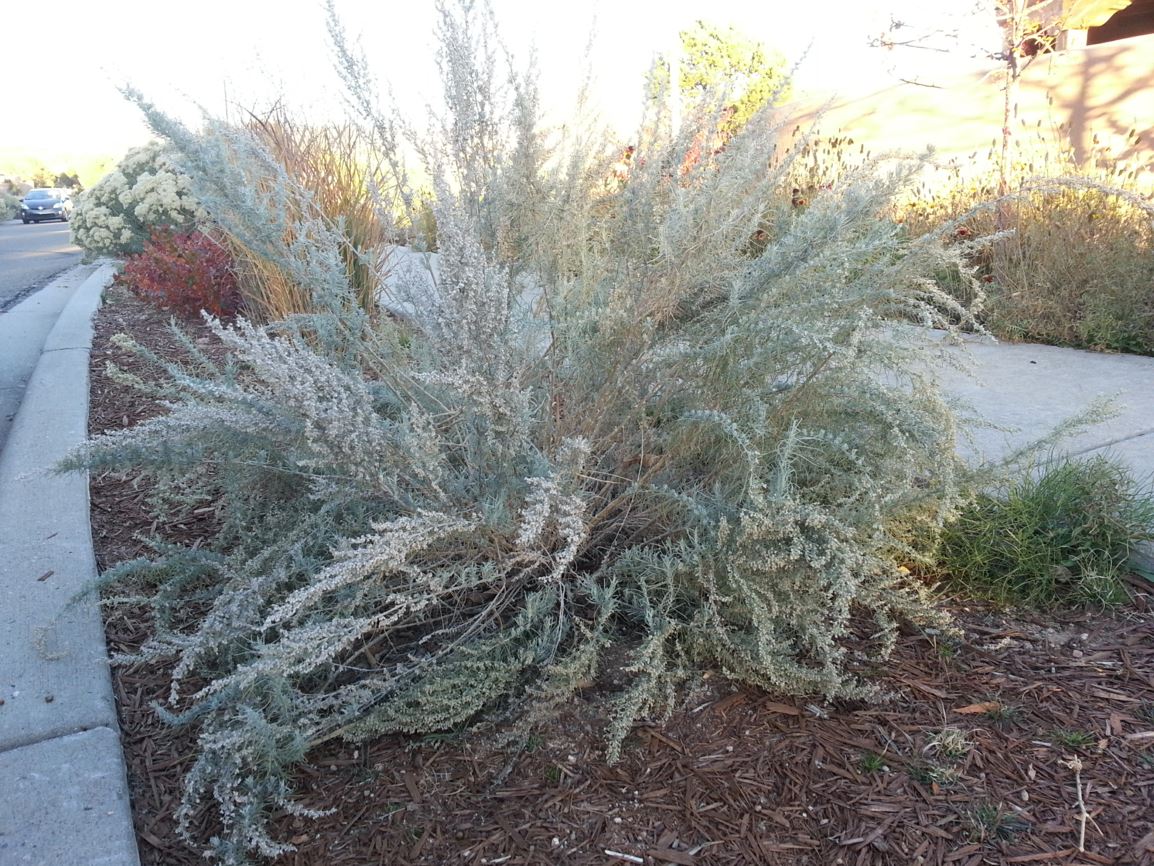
left=90, top=286, right=1154, bottom=866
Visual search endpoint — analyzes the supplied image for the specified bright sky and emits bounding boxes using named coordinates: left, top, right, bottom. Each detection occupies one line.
left=0, top=0, right=1000, bottom=180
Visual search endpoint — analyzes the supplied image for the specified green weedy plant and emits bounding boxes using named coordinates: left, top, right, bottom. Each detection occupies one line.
left=63, top=2, right=993, bottom=862
left=938, top=454, right=1154, bottom=606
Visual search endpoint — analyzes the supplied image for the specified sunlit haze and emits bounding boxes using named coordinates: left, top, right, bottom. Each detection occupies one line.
left=1, top=0, right=1000, bottom=183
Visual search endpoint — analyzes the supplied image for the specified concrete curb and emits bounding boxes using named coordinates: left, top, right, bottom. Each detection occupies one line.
left=1134, top=542, right=1154, bottom=577
left=0, top=261, right=141, bottom=865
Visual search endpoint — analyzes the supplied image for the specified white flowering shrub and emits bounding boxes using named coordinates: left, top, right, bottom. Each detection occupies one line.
left=65, top=2, right=989, bottom=862
left=0, top=191, right=20, bottom=220
left=70, top=141, right=206, bottom=257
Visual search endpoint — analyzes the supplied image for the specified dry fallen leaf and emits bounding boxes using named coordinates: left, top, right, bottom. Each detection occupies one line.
left=954, top=701, right=1001, bottom=715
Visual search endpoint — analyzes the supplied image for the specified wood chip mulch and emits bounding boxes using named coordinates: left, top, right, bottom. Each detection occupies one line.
left=89, top=286, right=1154, bottom=866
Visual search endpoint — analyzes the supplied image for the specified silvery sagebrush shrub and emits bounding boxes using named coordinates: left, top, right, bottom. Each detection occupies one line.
left=64, top=1, right=995, bottom=862
left=70, top=140, right=206, bottom=258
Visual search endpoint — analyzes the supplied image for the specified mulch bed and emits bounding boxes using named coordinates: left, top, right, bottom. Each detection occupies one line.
left=89, top=285, right=1154, bottom=866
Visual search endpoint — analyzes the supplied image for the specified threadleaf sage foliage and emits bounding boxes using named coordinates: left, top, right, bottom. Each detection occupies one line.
left=67, top=2, right=987, bottom=862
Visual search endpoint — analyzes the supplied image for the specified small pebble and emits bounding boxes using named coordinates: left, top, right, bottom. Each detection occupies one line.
left=1072, top=650, right=1084, bottom=658
left=44, top=694, right=54, bottom=703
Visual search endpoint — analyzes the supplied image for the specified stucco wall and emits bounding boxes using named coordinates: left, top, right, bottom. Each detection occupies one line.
left=786, top=34, right=1154, bottom=180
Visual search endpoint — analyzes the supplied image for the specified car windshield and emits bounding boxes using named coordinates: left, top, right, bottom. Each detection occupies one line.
left=25, top=190, right=56, bottom=200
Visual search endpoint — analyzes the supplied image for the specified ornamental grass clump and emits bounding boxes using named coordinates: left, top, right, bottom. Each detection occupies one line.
left=65, top=2, right=989, bottom=861
left=899, top=126, right=1154, bottom=355
left=226, top=104, right=393, bottom=321
left=938, top=455, right=1154, bottom=607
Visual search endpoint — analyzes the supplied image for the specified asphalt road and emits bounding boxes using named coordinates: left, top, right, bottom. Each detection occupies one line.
left=0, top=218, right=83, bottom=311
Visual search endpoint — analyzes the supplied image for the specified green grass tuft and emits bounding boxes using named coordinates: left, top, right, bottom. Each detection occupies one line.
left=983, top=703, right=1023, bottom=727
left=965, top=802, right=1029, bottom=843
left=926, top=727, right=971, bottom=761
left=859, top=751, right=888, bottom=773
left=1052, top=728, right=1097, bottom=750
left=938, top=455, right=1154, bottom=607
left=908, top=762, right=961, bottom=786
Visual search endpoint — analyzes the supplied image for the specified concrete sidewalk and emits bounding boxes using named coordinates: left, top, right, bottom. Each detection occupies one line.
left=0, top=262, right=140, bottom=865
left=932, top=334, right=1154, bottom=479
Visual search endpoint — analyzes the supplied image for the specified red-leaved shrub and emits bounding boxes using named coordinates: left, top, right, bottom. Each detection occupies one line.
left=118, top=228, right=242, bottom=319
